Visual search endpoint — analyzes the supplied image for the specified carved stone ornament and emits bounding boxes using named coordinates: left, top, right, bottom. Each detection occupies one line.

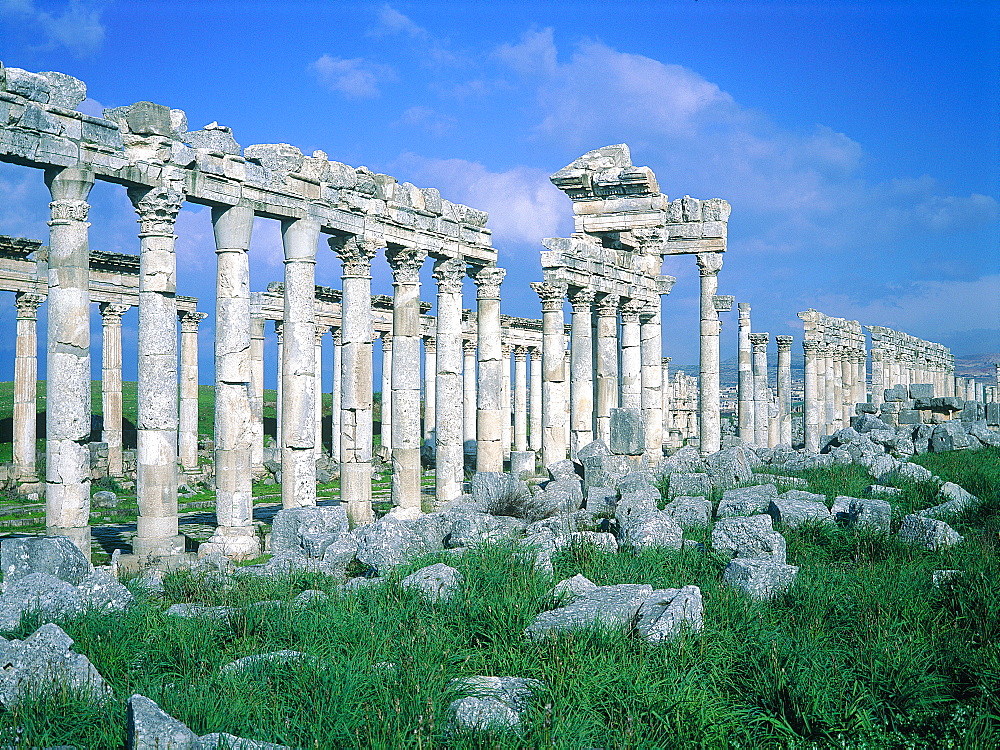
left=530, top=280, right=568, bottom=312
left=48, top=199, right=89, bottom=224
left=178, top=310, right=208, bottom=332
left=432, top=257, right=466, bottom=294
left=329, top=234, right=379, bottom=276
left=594, top=293, right=620, bottom=317
left=473, top=265, right=506, bottom=298
left=99, top=302, right=131, bottom=323
left=387, top=245, right=428, bottom=283
left=130, top=186, right=184, bottom=236
left=620, top=298, right=645, bottom=323
left=14, top=293, right=44, bottom=318
left=695, top=251, right=724, bottom=276
left=568, top=287, right=596, bottom=310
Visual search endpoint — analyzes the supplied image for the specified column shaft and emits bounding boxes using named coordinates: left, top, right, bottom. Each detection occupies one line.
left=178, top=312, right=205, bottom=474
left=594, top=294, right=620, bottom=445
left=619, top=301, right=642, bottom=409
left=737, top=303, right=754, bottom=442
left=315, top=326, right=325, bottom=459
left=640, top=301, right=663, bottom=461
left=569, top=288, right=595, bottom=455
left=13, top=294, right=42, bottom=488
left=531, top=281, right=568, bottom=468
left=250, top=309, right=266, bottom=473
left=803, top=341, right=821, bottom=452
left=529, top=349, right=542, bottom=453
left=750, top=332, right=770, bottom=448
left=432, top=257, right=465, bottom=503
left=776, top=337, right=793, bottom=446
left=474, top=266, right=506, bottom=472
left=380, top=334, right=392, bottom=451
left=423, top=338, right=436, bottom=443
left=99, top=303, right=128, bottom=478
left=331, top=329, right=342, bottom=462
left=513, top=347, right=528, bottom=452
left=463, top=340, right=477, bottom=446
left=697, top=253, right=723, bottom=454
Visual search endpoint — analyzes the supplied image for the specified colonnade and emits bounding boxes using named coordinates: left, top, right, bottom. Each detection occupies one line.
left=869, top=326, right=956, bottom=406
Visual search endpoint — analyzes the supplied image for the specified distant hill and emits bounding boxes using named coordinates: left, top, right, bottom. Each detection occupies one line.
left=954, top=353, right=999, bottom=380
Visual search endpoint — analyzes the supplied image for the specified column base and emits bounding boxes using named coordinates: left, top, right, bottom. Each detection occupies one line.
left=46, top=525, right=91, bottom=560
left=132, top=534, right=186, bottom=560
left=509, top=450, right=536, bottom=478
left=16, top=480, right=43, bottom=497
left=386, top=505, right=422, bottom=521
left=199, top=526, right=260, bottom=560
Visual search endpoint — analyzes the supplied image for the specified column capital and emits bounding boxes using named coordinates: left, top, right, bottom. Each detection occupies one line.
left=749, top=332, right=769, bottom=351
left=329, top=233, right=379, bottom=276
left=14, top=292, right=44, bottom=319
left=513, top=345, right=528, bottom=361
left=594, top=292, right=620, bottom=317
left=472, top=264, right=505, bottom=299
left=178, top=309, right=208, bottom=333
left=315, top=324, right=329, bottom=344
left=529, top=346, right=541, bottom=361
left=380, top=331, right=393, bottom=350
left=620, top=298, right=644, bottom=323
left=423, top=336, right=436, bottom=353
left=99, top=302, right=130, bottom=324
left=502, top=343, right=513, bottom=356
left=695, top=251, right=723, bottom=276
left=463, top=338, right=478, bottom=353
left=775, top=335, right=794, bottom=351
left=333, top=328, right=342, bottom=345
left=386, top=244, right=428, bottom=283
left=129, top=185, right=185, bottom=236
left=662, top=356, right=672, bottom=365
left=432, top=256, right=466, bottom=293
left=802, top=340, right=823, bottom=354
left=738, top=301, right=751, bottom=319
left=530, top=280, right=568, bottom=312
left=639, top=300, right=661, bottom=322
left=568, top=286, right=596, bottom=311
left=47, top=199, right=89, bottom=225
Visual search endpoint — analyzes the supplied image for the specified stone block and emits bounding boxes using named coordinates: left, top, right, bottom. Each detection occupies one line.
left=77, top=571, right=135, bottom=613
left=717, top=484, right=779, bottom=519
left=897, top=514, right=962, bottom=551
left=524, top=584, right=654, bottom=639
left=270, top=506, right=349, bottom=555
left=615, top=486, right=662, bottom=530
left=0, top=573, right=84, bottom=631
left=585, top=486, right=617, bottom=514
left=987, top=403, right=1000, bottom=426
left=703, top=446, right=757, bottom=489
left=723, top=558, right=798, bottom=601
left=919, top=482, right=979, bottom=520
left=930, top=421, right=972, bottom=453
left=711, top=515, right=786, bottom=563
left=931, top=396, right=964, bottom=411
left=547, top=459, right=579, bottom=481
left=768, top=491, right=832, bottom=528
left=830, top=496, right=891, bottom=534
left=855, top=403, right=878, bottom=414
left=634, top=586, right=703, bottom=643
left=400, top=563, right=464, bottom=603
left=576, top=439, right=610, bottom=461
left=448, top=676, right=542, bottom=735
left=609, top=408, right=645, bottom=455
left=354, top=517, right=427, bottom=574
left=620, top=512, right=683, bottom=551
left=967, top=421, right=1000, bottom=447
left=1, top=536, right=91, bottom=588
left=883, top=386, right=907, bottom=402
left=852, top=414, right=893, bottom=433
left=582, top=453, right=634, bottom=489
left=470, top=472, right=531, bottom=514
left=909, top=384, right=935, bottom=399
left=662, top=495, right=712, bottom=529
left=509, top=451, right=536, bottom=478
left=551, top=574, right=597, bottom=603
left=897, top=409, right=922, bottom=425
left=0, top=624, right=109, bottom=708
left=667, top=472, right=712, bottom=498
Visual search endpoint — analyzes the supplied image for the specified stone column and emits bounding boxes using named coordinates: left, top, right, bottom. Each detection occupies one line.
left=274, top=320, right=283, bottom=448
left=177, top=311, right=206, bottom=474
left=750, top=332, right=769, bottom=448
left=432, top=257, right=465, bottom=504
left=835, top=346, right=848, bottom=430
left=640, top=300, right=664, bottom=462
left=531, top=281, right=568, bottom=468
left=45, top=166, right=95, bottom=555
left=871, top=349, right=885, bottom=408
left=423, top=337, right=436, bottom=443
left=331, top=329, right=342, bottom=462
left=803, top=341, right=822, bottom=452
left=513, top=346, right=529, bottom=452
left=594, top=293, right=620, bottom=446
left=823, top=343, right=836, bottom=436
left=619, top=300, right=643, bottom=410
left=387, top=244, right=427, bottom=517
left=501, top=342, right=513, bottom=462
left=380, top=333, right=392, bottom=451
left=473, top=265, right=506, bottom=472
left=661, top=357, right=672, bottom=448
left=776, top=336, right=793, bottom=447
left=568, top=287, right=596, bottom=456
left=249, top=305, right=266, bottom=474
left=854, top=349, right=867, bottom=408
left=330, top=234, right=378, bottom=524
left=203, top=203, right=259, bottom=559
left=99, top=303, right=129, bottom=479
left=737, top=302, right=754, bottom=443
left=314, top=325, right=326, bottom=460
left=841, top=349, right=855, bottom=420
left=278, top=218, right=320, bottom=510
left=463, top=339, right=477, bottom=446
left=13, top=293, right=43, bottom=489
left=529, top=347, right=542, bottom=453
left=697, top=252, right=724, bottom=454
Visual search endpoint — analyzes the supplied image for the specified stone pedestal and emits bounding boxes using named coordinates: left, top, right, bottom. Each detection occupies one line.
left=737, top=302, right=754, bottom=442
left=750, top=332, right=769, bottom=448
left=432, top=258, right=465, bottom=503
left=568, top=287, right=595, bottom=456
left=178, top=311, right=206, bottom=474
left=776, top=335, right=793, bottom=446
left=474, top=265, right=506, bottom=472
left=532, top=281, right=568, bottom=468
left=696, top=253, right=723, bottom=455
left=594, top=293, right=620, bottom=446
left=44, top=166, right=95, bottom=557
left=13, top=293, right=42, bottom=489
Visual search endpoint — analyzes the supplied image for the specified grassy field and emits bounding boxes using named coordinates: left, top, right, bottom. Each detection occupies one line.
left=0, top=447, right=997, bottom=747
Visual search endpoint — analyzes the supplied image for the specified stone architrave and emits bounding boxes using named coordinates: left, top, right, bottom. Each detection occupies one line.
left=99, top=302, right=129, bottom=479
left=513, top=346, right=529, bottom=453
left=314, top=325, right=326, bottom=460
left=45, top=166, right=96, bottom=556
left=463, top=339, right=477, bottom=446
left=619, top=299, right=643, bottom=410
left=473, top=265, right=506, bottom=472
left=697, top=252, right=724, bottom=454
left=640, top=299, right=663, bottom=462
left=380, top=332, right=392, bottom=451
left=568, top=286, right=596, bottom=456
left=278, top=218, right=319, bottom=511
left=129, top=184, right=186, bottom=558
left=386, top=243, right=428, bottom=517
left=432, top=257, right=466, bottom=503
left=594, top=293, right=620, bottom=445
left=532, top=280, right=568, bottom=468
left=249, top=298, right=265, bottom=473
left=802, top=341, right=822, bottom=452
left=13, top=293, right=43, bottom=488
left=529, top=347, right=542, bottom=453
left=749, top=332, right=769, bottom=448
left=776, top=335, right=793, bottom=446
left=202, top=203, right=259, bottom=559
left=331, top=328, right=342, bottom=462
left=423, top=336, right=436, bottom=443
left=177, top=310, right=206, bottom=474
left=737, top=302, right=754, bottom=443
left=330, top=234, right=378, bottom=525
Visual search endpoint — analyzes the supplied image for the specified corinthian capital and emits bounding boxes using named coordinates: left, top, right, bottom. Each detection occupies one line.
left=99, top=302, right=131, bottom=324
left=129, top=186, right=185, bottom=236
left=48, top=199, right=89, bottom=224
left=387, top=244, right=428, bottom=283
left=14, top=293, right=44, bottom=318
left=472, top=264, right=506, bottom=299
left=530, top=280, right=567, bottom=312
left=329, top=234, right=379, bottom=276
left=696, top=251, right=724, bottom=276
left=178, top=310, right=208, bottom=332
left=432, top=256, right=466, bottom=294
left=568, top=286, right=596, bottom=311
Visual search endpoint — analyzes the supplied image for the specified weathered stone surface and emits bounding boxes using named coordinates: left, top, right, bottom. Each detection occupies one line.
left=561, top=531, right=619, bottom=553
left=92, top=490, right=118, bottom=508
left=470, top=472, right=532, bottom=515
left=448, top=676, right=543, bottom=734
left=667, top=472, right=712, bottom=498
left=893, top=462, right=934, bottom=483
left=723, top=558, right=798, bottom=601
left=930, top=422, right=973, bottom=453
left=866, top=454, right=901, bottom=481
left=551, top=574, right=597, bottom=602
left=219, top=650, right=312, bottom=675
left=717, top=484, right=778, bottom=519
left=654, top=446, right=706, bottom=476
left=546, top=477, right=585, bottom=508
left=609, top=408, right=644, bottom=455
left=400, top=563, right=464, bottom=603
left=830, top=496, right=891, bottom=534
left=920, top=482, right=979, bottom=520
left=620, top=512, right=683, bottom=551
left=1, top=536, right=91, bottom=588
left=525, top=584, right=653, bottom=639
left=576, top=439, right=610, bottom=461
left=0, top=573, right=84, bottom=630
left=128, top=693, right=291, bottom=749
left=634, top=586, right=703, bottom=643
left=614, top=490, right=660, bottom=531
left=581, top=453, right=634, bottom=489
left=445, top=511, right=524, bottom=548
left=353, top=517, right=426, bottom=574
left=270, top=506, right=350, bottom=556
left=711, top=515, right=786, bottom=563
left=908, top=383, right=935, bottom=399
left=662, top=495, right=712, bottom=529
left=897, top=514, right=963, bottom=551
left=547, top=460, right=580, bottom=482
left=967, top=421, right=1000, bottom=447
left=585, top=485, right=617, bottom=514
left=164, top=603, right=233, bottom=621
left=0, top=624, right=108, bottom=707
left=852, top=413, right=893, bottom=433
left=77, top=570, right=135, bottom=612
left=767, top=491, right=832, bottom=528
left=703, top=446, right=757, bottom=489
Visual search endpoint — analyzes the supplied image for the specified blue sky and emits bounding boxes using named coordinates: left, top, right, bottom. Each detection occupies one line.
left=0, top=0, right=997, bottom=386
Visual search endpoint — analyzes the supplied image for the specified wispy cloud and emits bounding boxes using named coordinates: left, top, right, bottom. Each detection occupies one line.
left=368, top=4, right=464, bottom=69
left=395, top=105, right=456, bottom=136
left=309, top=54, right=396, bottom=98
left=0, top=0, right=106, bottom=56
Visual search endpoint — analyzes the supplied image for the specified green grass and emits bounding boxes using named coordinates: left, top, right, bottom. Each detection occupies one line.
left=0, top=449, right=997, bottom=747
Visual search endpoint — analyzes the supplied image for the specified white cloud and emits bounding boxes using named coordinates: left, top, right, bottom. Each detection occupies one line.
left=0, top=0, right=105, bottom=56
left=309, top=54, right=396, bottom=98
left=395, top=105, right=456, bottom=136
left=368, top=5, right=463, bottom=69
left=394, top=153, right=570, bottom=246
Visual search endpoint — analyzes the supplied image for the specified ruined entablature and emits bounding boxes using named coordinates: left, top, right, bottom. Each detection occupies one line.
left=798, top=309, right=865, bottom=351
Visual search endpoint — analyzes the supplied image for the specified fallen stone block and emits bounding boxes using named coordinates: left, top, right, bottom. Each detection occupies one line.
left=919, top=482, right=979, bottom=520
left=768, top=491, right=832, bottom=528
left=1, top=536, right=91, bottom=589
left=667, top=472, right=712, bottom=498
left=77, top=570, right=135, bottom=612
left=897, top=514, right=962, bottom=551
left=219, top=649, right=313, bottom=675
left=270, top=506, right=349, bottom=556
left=634, top=585, right=703, bottom=643
left=0, top=572, right=84, bottom=631
left=609, top=408, right=644, bottom=455
left=400, top=563, right=464, bottom=603
left=620, top=512, right=684, bottom=551
left=448, top=676, right=543, bottom=735
left=711, top=515, right=787, bottom=563
left=830, top=496, right=891, bottom=534
left=717, top=484, right=778, bottom=519
left=584, top=486, right=617, bottom=514
left=525, top=584, right=654, bottom=639
left=127, top=693, right=291, bottom=749
left=551, top=574, right=597, bottom=603
left=932, top=569, right=963, bottom=587
left=723, top=558, right=799, bottom=601
left=0, top=624, right=109, bottom=707
left=865, top=484, right=902, bottom=499
left=662, top=495, right=712, bottom=529
left=354, top=517, right=427, bottom=573
left=164, top=603, right=233, bottom=621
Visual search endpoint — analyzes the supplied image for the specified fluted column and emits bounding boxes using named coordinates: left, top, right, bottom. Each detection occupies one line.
left=330, top=234, right=377, bottom=524
left=532, top=281, right=568, bottom=468
left=640, top=300, right=664, bottom=461
left=178, top=310, right=206, bottom=474
left=331, top=329, right=342, bottom=462
left=697, top=252, right=723, bottom=454
left=387, top=244, right=427, bottom=517
left=594, top=293, right=620, bottom=446
left=423, top=337, right=436, bottom=443
left=661, top=357, right=672, bottom=448
left=513, top=346, right=529, bottom=452
left=474, top=265, right=506, bottom=472
left=99, top=303, right=129, bottom=478
left=803, top=341, right=822, bottom=452
left=833, top=346, right=846, bottom=430
left=314, top=325, right=326, bottom=460
left=204, top=203, right=259, bottom=558
left=776, top=335, right=793, bottom=446
left=750, top=332, right=769, bottom=448
left=619, top=299, right=643, bottom=410
left=529, top=347, right=542, bottom=453
left=568, top=287, right=595, bottom=456
left=432, top=257, right=465, bottom=503
left=380, top=333, right=392, bottom=451
left=249, top=304, right=266, bottom=473
left=463, top=339, right=477, bottom=446
left=737, top=302, right=754, bottom=442
left=45, top=166, right=95, bottom=555
left=13, top=293, right=43, bottom=489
